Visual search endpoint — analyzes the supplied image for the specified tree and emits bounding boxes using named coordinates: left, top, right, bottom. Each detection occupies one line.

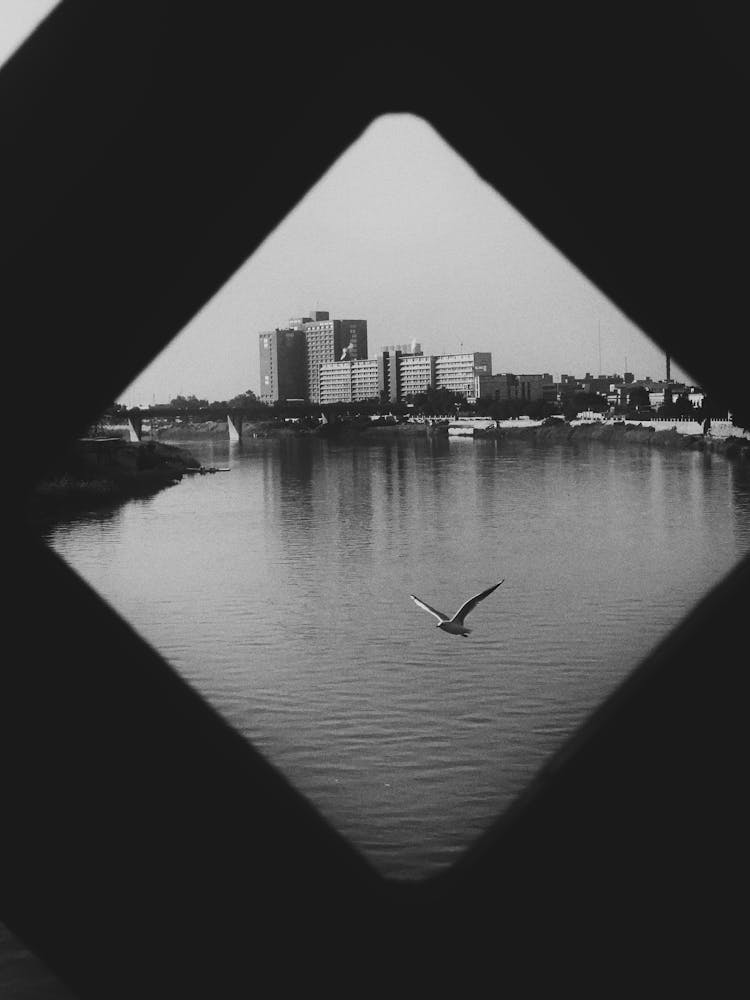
left=730, top=403, right=750, bottom=431
left=221, top=390, right=266, bottom=415
left=673, top=394, right=695, bottom=418
left=699, top=394, right=729, bottom=421
left=169, top=394, right=208, bottom=409
left=563, top=391, right=608, bottom=421
left=624, top=386, right=651, bottom=416
left=421, top=387, right=465, bottom=415
left=225, top=390, right=259, bottom=408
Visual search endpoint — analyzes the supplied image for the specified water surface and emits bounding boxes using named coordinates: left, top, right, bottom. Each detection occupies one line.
left=44, top=433, right=750, bottom=879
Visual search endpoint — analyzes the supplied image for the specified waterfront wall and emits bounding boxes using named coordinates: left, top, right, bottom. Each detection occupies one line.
left=497, top=420, right=750, bottom=458
left=619, top=418, right=746, bottom=439
left=99, top=416, right=750, bottom=457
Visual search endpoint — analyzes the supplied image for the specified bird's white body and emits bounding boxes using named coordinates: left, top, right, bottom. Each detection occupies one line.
left=410, top=580, right=504, bottom=637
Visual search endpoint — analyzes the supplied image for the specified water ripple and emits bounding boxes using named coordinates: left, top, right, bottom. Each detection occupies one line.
left=46, top=435, right=750, bottom=880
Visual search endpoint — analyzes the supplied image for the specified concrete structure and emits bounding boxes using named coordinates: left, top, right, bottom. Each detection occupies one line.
left=304, top=313, right=368, bottom=402
left=350, top=357, right=383, bottom=402
left=397, top=352, right=436, bottom=399
left=622, top=418, right=747, bottom=439
left=126, top=408, right=251, bottom=442
left=380, top=341, right=422, bottom=355
left=649, top=387, right=704, bottom=409
left=474, top=372, right=551, bottom=404
left=434, top=352, right=492, bottom=397
left=613, top=379, right=678, bottom=410
left=258, top=328, right=307, bottom=404
left=259, top=310, right=368, bottom=404
left=300, top=315, right=368, bottom=404
left=554, top=373, right=624, bottom=397
left=319, top=357, right=384, bottom=405
left=579, top=373, right=624, bottom=395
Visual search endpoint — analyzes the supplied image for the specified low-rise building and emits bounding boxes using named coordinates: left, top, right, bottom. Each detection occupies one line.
left=473, top=372, right=551, bottom=404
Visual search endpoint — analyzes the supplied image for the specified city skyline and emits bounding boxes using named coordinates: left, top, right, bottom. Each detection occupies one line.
left=104, top=114, right=690, bottom=407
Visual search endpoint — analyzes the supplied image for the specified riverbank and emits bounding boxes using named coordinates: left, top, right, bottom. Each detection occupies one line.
left=105, top=416, right=750, bottom=460
left=498, top=420, right=750, bottom=459
left=27, top=438, right=202, bottom=521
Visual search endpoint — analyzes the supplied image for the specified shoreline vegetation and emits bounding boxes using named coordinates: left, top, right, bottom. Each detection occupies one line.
left=27, top=438, right=205, bottom=522
left=27, top=417, right=750, bottom=524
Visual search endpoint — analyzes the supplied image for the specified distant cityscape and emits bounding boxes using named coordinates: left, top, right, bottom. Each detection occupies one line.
left=258, top=308, right=703, bottom=415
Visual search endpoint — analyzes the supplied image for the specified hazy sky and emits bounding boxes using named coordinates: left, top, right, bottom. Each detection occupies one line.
left=1, top=6, right=690, bottom=406
left=115, top=114, right=689, bottom=406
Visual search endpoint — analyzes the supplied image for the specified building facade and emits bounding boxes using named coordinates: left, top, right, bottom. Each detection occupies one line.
left=259, top=310, right=368, bottom=404
left=258, top=328, right=307, bottom=404
left=319, top=357, right=384, bottom=405
left=397, top=352, right=436, bottom=399
left=434, top=352, right=492, bottom=396
left=473, top=372, right=551, bottom=404
left=380, top=341, right=422, bottom=356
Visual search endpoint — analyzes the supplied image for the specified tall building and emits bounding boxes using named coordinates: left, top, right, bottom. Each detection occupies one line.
left=258, top=310, right=368, bottom=404
left=303, top=315, right=368, bottom=403
left=258, top=328, right=306, bottom=404
left=258, top=318, right=498, bottom=406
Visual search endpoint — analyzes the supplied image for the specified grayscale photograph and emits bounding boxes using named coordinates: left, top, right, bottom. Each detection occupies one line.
left=5, top=2, right=748, bottom=996
left=28, top=114, right=750, bottom=880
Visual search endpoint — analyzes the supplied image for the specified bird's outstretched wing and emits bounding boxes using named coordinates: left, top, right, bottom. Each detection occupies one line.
left=451, top=580, right=504, bottom=624
left=410, top=594, right=450, bottom=623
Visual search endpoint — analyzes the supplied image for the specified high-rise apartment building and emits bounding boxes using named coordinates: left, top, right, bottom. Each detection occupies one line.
left=396, top=353, right=436, bottom=399
left=258, top=328, right=307, bottom=404
left=259, top=315, right=497, bottom=406
left=260, top=310, right=368, bottom=403
left=381, top=351, right=493, bottom=403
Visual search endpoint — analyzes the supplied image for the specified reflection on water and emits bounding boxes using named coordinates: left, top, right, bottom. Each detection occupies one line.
left=44, top=435, right=750, bottom=879
left=729, top=459, right=750, bottom=534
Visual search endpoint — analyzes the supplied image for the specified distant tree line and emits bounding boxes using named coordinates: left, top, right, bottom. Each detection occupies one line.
left=97, top=385, right=748, bottom=430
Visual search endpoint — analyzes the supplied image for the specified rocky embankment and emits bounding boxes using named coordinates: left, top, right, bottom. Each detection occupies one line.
left=29, top=438, right=202, bottom=516
left=498, top=421, right=750, bottom=459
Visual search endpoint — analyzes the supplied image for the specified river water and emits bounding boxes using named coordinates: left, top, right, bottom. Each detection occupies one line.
left=41, top=432, right=750, bottom=880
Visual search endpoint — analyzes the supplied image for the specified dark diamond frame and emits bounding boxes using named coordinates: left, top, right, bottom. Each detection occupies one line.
left=3, top=3, right=747, bottom=992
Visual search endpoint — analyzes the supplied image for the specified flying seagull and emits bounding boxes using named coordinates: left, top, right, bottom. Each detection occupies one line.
left=410, top=580, right=505, bottom=637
